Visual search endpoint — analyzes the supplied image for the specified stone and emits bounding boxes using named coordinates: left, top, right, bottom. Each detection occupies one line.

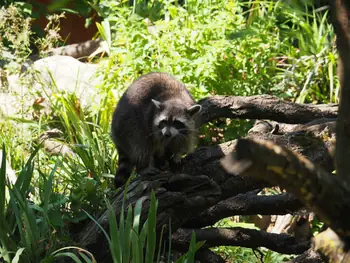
left=1, top=55, right=103, bottom=118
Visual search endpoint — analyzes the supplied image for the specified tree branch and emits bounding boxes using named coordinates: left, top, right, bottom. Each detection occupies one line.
left=184, top=192, right=303, bottom=228
left=194, top=249, right=226, bottom=263
left=248, top=119, right=336, bottom=136
left=221, top=138, right=350, bottom=238
left=313, top=228, right=350, bottom=263
left=286, top=248, right=324, bottom=263
left=198, top=95, right=338, bottom=125
left=172, top=227, right=310, bottom=255
left=332, top=0, right=350, bottom=185
left=76, top=120, right=336, bottom=261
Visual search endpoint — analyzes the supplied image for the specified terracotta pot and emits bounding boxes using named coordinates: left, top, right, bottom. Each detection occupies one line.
left=29, top=0, right=100, bottom=45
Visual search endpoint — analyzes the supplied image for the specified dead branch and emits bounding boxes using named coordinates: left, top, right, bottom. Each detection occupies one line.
left=76, top=122, right=336, bottom=261
left=313, top=228, right=350, bottom=263
left=28, top=39, right=106, bottom=61
left=248, top=119, right=336, bottom=136
left=198, top=95, right=338, bottom=125
left=332, top=0, right=350, bottom=186
left=221, top=138, right=350, bottom=238
left=184, top=192, right=304, bottom=229
left=286, top=248, right=324, bottom=263
left=194, top=249, right=226, bottom=263
left=172, top=227, right=310, bottom=255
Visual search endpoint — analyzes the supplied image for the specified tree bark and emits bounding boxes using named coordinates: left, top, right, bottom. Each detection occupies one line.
left=76, top=113, right=337, bottom=261
left=221, top=138, right=350, bottom=238
left=286, top=248, right=324, bottom=263
left=184, top=192, right=303, bottom=229
left=332, top=0, right=350, bottom=186
left=198, top=95, right=337, bottom=125
left=172, top=227, right=310, bottom=255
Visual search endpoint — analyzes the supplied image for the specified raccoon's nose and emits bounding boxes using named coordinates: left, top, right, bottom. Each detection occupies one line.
left=163, top=129, right=171, bottom=138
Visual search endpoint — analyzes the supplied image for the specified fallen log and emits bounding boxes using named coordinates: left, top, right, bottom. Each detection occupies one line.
left=76, top=113, right=335, bottom=261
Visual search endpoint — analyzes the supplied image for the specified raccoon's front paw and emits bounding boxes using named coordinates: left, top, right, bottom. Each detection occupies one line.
left=154, top=156, right=169, bottom=170
left=139, top=166, right=161, bottom=177
left=114, top=176, right=127, bottom=189
left=169, top=157, right=183, bottom=172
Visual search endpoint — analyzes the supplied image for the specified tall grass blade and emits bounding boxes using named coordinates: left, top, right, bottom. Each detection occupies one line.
left=52, top=246, right=96, bottom=263
left=186, top=231, right=197, bottom=263
left=118, top=202, right=125, bottom=259
left=15, top=146, right=40, bottom=196
left=78, top=252, right=94, bottom=263
left=0, top=145, right=6, bottom=220
left=43, top=160, right=60, bottom=215
left=0, top=146, right=10, bottom=260
left=9, top=185, right=39, bottom=255
left=145, top=191, right=158, bottom=263
left=11, top=247, right=25, bottom=263
left=131, top=228, right=142, bottom=263
left=156, top=224, right=166, bottom=263
left=82, top=209, right=111, bottom=245
left=123, top=205, right=133, bottom=262
left=53, top=252, right=83, bottom=263
left=167, top=217, right=172, bottom=263
left=106, top=199, right=122, bottom=262
left=133, top=197, right=146, bottom=235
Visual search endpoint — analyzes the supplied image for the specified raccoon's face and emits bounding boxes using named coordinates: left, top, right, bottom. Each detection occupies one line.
left=151, top=99, right=201, bottom=143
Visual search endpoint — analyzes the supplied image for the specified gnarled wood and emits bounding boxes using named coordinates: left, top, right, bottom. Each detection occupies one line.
left=313, top=228, right=350, bottom=263
left=198, top=95, right=338, bottom=125
left=221, top=138, right=350, bottom=238
left=184, top=192, right=303, bottom=229
left=332, top=0, right=350, bottom=188
left=172, top=227, right=310, bottom=255
left=286, top=248, right=324, bottom=263
left=76, top=121, right=336, bottom=261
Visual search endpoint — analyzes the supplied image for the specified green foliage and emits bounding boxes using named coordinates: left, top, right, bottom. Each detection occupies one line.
left=95, top=0, right=337, bottom=103
left=84, top=190, right=204, bottom=263
left=32, top=77, right=117, bottom=221
left=92, top=0, right=338, bottom=142
left=0, top=146, right=68, bottom=263
left=0, top=4, right=32, bottom=70
left=275, top=3, right=337, bottom=103
left=0, top=4, right=67, bottom=76
left=213, top=244, right=295, bottom=262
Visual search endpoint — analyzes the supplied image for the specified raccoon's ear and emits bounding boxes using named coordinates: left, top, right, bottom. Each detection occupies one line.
left=186, top=104, right=202, bottom=116
left=152, top=99, right=163, bottom=110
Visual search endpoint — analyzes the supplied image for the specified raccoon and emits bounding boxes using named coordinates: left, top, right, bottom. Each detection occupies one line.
left=111, top=72, right=202, bottom=188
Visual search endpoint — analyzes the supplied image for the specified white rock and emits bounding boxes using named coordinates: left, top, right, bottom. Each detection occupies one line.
left=1, top=55, right=103, bottom=118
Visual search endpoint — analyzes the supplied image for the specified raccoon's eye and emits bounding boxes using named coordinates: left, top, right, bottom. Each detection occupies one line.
left=173, top=120, right=186, bottom=130
left=158, top=120, right=167, bottom=129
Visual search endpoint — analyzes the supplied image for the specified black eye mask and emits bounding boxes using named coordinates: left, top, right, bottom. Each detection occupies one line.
left=158, top=120, right=167, bottom=129
left=172, top=120, right=186, bottom=130
left=157, top=119, right=187, bottom=135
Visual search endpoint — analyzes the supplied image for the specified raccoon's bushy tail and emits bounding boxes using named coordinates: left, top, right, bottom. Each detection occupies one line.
left=114, top=149, right=133, bottom=188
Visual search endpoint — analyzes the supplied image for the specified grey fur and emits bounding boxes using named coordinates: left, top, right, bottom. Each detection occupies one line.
left=111, top=72, right=201, bottom=187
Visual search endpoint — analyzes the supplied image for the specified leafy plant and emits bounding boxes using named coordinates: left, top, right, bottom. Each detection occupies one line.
left=85, top=190, right=205, bottom=263
left=0, top=146, right=57, bottom=262
left=0, top=4, right=32, bottom=71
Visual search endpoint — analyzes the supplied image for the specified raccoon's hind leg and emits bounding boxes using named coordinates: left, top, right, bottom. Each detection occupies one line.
left=114, top=148, right=134, bottom=188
